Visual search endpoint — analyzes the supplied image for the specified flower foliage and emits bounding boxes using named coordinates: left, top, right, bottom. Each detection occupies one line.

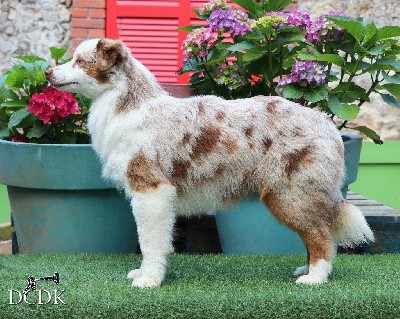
left=0, top=47, right=91, bottom=144
left=179, top=0, right=400, bottom=143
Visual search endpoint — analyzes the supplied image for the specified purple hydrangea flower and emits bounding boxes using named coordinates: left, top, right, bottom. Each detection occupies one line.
left=286, top=10, right=312, bottom=29
left=208, top=8, right=251, bottom=36
left=265, top=10, right=311, bottom=30
left=306, top=11, right=346, bottom=43
left=278, top=61, right=327, bottom=92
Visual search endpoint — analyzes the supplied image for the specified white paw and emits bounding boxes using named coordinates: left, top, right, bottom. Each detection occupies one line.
left=294, top=265, right=309, bottom=277
left=132, top=275, right=162, bottom=288
left=296, top=274, right=328, bottom=285
left=127, top=269, right=142, bottom=280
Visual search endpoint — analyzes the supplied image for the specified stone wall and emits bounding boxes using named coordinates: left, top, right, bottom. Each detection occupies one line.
left=298, top=0, right=400, bottom=140
left=0, top=0, right=71, bottom=74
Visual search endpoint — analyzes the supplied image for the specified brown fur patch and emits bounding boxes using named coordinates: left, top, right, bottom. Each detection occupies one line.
left=261, top=188, right=333, bottom=265
left=96, top=39, right=127, bottom=71
left=221, top=137, right=238, bottom=154
left=115, top=63, right=156, bottom=113
left=283, top=146, right=314, bottom=178
left=266, top=99, right=281, bottom=113
left=171, top=159, right=191, bottom=182
left=216, top=111, right=226, bottom=122
left=244, top=127, right=254, bottom=139
left=299, top=230, right=333, bottom=265
left=182, top=133, right=191, bottom=145
left=78, top=55, right=109, bottom=84
left=190, top=125, right=222, bottom=161
left=262, top=138, right=273, bottom=153
left=215, top=164, right=225, bottom=176
left=198, top=102, right=206, bottom=116
left=126, top=151, right=164, bottom=193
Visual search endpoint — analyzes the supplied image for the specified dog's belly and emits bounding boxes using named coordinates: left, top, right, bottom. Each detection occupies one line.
left=174, top=182, right=253, bottom=215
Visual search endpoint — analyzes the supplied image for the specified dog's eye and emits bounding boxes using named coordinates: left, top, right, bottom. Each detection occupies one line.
left=76, top=58, right=83, bottom=65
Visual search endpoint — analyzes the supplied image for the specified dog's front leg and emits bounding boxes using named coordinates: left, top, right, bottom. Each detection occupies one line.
left=128, top=184, right=176, bottom=288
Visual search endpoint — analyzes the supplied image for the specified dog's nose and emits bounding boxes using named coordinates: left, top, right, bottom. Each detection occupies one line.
left=45, top=68, right=53, bottom=79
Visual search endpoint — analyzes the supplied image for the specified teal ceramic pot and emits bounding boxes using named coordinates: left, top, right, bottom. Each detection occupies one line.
left=215, top=133, right=363, bottom=255
left=0, top=139, right=138, bottom=253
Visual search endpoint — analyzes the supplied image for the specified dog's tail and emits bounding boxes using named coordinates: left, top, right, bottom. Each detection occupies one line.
left=331, top=199, right=374, bottom=248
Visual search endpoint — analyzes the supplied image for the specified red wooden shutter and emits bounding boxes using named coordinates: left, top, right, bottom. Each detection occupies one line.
left=106, top=0, right=211, bottom=84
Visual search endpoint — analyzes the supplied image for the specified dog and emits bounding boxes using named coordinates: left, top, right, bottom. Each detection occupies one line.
left=46, top=38, right=374, bottom=288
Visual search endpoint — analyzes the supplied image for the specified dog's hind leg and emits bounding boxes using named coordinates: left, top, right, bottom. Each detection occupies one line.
left=260, top=187, right=336, bottom=284
left=128, top=183, right=177, bottom=288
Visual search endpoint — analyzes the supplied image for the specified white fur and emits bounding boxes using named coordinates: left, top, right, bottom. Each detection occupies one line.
left=296, top=260, right=332, bottom=285
left=48, top=39, right=374, bottom=288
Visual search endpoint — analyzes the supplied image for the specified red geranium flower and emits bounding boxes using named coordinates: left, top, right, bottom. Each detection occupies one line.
left=11, top=136, right=29, bottom=143
left=28, top=87, right=79, bottom=124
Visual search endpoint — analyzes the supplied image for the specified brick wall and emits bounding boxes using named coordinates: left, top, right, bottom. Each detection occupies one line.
left=71, top=0, right=106, bottom=51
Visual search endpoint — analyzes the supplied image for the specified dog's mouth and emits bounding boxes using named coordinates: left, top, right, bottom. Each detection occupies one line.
left=52, top=81, right=79, bottom=88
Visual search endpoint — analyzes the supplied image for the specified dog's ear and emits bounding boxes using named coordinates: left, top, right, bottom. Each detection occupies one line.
left=96, top=39, right=128, bottom=71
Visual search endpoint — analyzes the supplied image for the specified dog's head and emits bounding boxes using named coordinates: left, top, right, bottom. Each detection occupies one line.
left=46, top=38, right=129, bottom=98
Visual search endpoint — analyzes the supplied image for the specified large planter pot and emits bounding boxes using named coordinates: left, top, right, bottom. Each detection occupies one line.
left=0, top=139, right=138, bottom=253
left=215, top=133, right=363, bottom=255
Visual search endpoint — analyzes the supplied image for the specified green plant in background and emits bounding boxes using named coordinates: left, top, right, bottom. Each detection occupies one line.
left=0, top=47, right=91, bottom=144
left=179, top=0, right=400, bottom=143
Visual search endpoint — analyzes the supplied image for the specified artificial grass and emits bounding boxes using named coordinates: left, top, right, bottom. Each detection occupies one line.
left=1, top=254, right=399, bottom=319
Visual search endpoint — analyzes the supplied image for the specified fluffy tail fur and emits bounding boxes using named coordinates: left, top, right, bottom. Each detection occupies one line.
left=331, top=200, right=374, bottom=248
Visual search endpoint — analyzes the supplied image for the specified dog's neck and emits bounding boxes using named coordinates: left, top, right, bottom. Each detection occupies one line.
left=114, top=58, right=166, bottom=113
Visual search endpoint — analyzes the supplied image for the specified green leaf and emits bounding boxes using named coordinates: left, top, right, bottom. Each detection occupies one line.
left=264, top=0, right=293, bottom=12
left=332, top=83, right=369, bottom=103
left=368, top=43, right=387, bottom=56
left=380, top=83, right=400, bottom=98
left=60, top=132, right=78, bottom=144
left=303, top=87, right=329, bottom=103
left=377, top=26, right=400, bottom=41
left=179, top=59, right=199, bottom=74
left=0, top=100, right=28, bottom=108
left=15, top=55, right=47, bottom=63
left=242, top=47, right=266, bottom=62
left=379, top=92, right=400, bottom=108
left=0, top=127, right=9, bottom=139
left=231, top=0, right=261, bottom=17
left=227, top=42, right=255, bottom=52
left=0, top=74, right=7, bottom=89
left=353, top=126, right=383, bottom=144
left=382, top=72, right=400, bottom=84
left=281, top=85, right=304, bottom=100
left=177, top=25, right=201, bottom=32
left=275, top=31, right=306, bottom=47
left=26, top=121, right=50, bottom=139
left=328, top=16, right=366, bottom=42
left=50, top=47, right=68, bottom=61
left=364, top=58, right=400, bottom=73
left=8, top=107, right=31, bottom=129
left=298, top=52, right=345, bottom=67
left=328, top=95, right=360, bottom=120
left=363, top=22, right=378, bottom=48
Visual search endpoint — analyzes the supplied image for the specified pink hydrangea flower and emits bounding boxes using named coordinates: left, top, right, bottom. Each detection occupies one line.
left=28, top=86, right=79, bottom=124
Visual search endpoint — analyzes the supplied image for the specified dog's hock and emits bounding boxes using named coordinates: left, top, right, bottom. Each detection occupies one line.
left=96, top=39, right=127, bottom=71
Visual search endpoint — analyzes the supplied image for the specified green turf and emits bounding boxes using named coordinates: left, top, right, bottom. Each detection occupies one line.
left=1, top=254, right=399, bottom=318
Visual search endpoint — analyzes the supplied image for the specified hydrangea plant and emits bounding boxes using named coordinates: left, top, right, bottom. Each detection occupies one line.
left=0, top=47, right=91, bottom=144
left=179, top=0, right=400, bottom=143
